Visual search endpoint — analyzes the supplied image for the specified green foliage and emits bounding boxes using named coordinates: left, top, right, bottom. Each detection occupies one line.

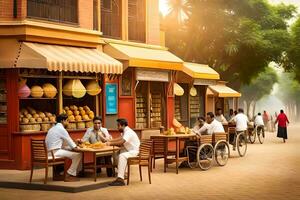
left=240, top=67, right=278, bottom=102
left=276, top=72, right=300, bottom=103
left=163, top=0, right=296, bottom=88
left=287, top=17, right=300, bottom=81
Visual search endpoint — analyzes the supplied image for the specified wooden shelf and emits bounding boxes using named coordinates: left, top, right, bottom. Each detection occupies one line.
left=19, top=97, right=57, bottom=100
left=20, top=121, right=56, bottom=125
left=19, top=74, right=58, bottom=79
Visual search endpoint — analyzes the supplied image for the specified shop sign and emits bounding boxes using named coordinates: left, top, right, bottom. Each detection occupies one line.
left=106, top=83, right=118, bottom=114
left=136, top=69, right=169, bottom=82
left=194, top=79, right=217, bottom=86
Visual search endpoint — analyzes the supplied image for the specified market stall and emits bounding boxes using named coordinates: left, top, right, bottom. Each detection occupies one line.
left=0, top=40, right=123, bottom=169
left=174, top=62, right=220, bottom=127
left=207, top=81, right=241, bottom=117
left=104, top=41, right=184, bottom=130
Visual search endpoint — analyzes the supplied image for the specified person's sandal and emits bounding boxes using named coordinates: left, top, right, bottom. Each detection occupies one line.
left=64, top=174, right=80, bottom=182
left=108, top=178, right=125, bottom=186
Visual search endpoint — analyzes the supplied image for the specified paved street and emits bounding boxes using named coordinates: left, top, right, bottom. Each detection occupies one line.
left=1, top=124, right=300, bottom=200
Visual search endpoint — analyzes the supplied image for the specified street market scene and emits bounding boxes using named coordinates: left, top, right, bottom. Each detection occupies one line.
left=0, top=0, right=300, bottom=199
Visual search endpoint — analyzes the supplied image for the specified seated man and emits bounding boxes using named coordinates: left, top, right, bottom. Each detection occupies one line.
left=254, top=112, right=265, bottom=137
left=215, top=108, right=228, bottom=124
left=45, top=114, right=81, bottom=182
left=79, top=116, right=113, bottom=177
left=180, top=117, right=206, bottom=167
left=192, top=116, right=206, bottom=134
left=196, top=112, right=225, bottom=135
left=106, top=118, right=140, bottom=186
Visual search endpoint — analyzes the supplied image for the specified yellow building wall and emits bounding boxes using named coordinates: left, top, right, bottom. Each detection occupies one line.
left=78, top=0, right=94, bottom=30
left=146, top=0, right=160, bottom=45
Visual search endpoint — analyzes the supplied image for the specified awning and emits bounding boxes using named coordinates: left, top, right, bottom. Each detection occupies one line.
left=208, top=82, right=241, bottom=98
left=183, top=62, right=220, bottom=80
left=104, top=42, right=183, bottom=70
left=0, top=41, right=123, bottom=74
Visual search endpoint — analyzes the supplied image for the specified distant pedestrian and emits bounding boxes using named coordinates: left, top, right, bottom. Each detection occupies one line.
left=263, top=110, right=270, bottom=131
left=275, top=110, right=289, bottom=143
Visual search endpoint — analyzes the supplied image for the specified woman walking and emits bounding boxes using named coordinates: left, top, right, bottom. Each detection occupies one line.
left=275, top=110, right=289, bottom=143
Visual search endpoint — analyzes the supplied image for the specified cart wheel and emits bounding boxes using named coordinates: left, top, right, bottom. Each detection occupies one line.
left=237, top=132, right=247, bottom=157
left=257, top=127, right=265, bottom=144
left=197, top=143, right=214, bottom=170
left=248, top=129, right=256, bottom=144
left=214, top=141, right=230, bottom=166
left=186, top=146, right=198, bottom=168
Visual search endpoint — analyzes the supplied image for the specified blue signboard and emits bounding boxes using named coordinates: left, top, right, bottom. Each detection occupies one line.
left=105, top=83, right=118, bottom=114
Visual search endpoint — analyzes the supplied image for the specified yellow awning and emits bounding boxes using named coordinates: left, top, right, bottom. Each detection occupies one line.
left=208, top=82, right=241, bottom=98
left=183, top=62, right=220, bottom=80
left=0, top=41, right=123, bottom=74
left=104, top=42, right=183, bottom=70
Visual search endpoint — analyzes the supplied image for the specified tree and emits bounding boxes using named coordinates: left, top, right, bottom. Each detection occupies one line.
left=275, top=72, right=300, bottom=121
left=240, top=67, right=278, bottom=117
left=287, top=17, right=300, bottom=82
left=163, top=0, right=296, bottom=88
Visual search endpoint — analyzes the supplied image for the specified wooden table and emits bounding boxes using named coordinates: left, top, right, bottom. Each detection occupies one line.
left=153, top=134, right=196, bottom=174
left=74, top=146, right=120, bottom=181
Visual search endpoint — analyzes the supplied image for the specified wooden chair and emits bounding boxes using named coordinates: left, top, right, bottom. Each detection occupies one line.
left=150, top=136, right=176, bottom=170
left=127, top=139, right=153, bottom=185
left=29, top=138, right=66, bottom=184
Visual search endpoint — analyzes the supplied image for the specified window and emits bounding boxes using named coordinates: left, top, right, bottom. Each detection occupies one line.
left=101, top=0, right=122, bottom=39
left=27, top=0, right=78, bottom=24
left=128, top=0, right=145, bottom=42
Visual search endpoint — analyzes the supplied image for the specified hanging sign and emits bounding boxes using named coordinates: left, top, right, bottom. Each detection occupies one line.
left=105, top=83, right=118, bottom=114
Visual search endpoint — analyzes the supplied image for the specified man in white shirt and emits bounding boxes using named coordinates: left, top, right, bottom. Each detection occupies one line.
left=215, top=108, right=228, bottom=124
left=254, top=112, right=265, bottom=137
left=197, top=112, right=225, bottom=135
left=106, top=118, right=140, bottom=186
left=45, top=114, right=82, bottom=182
left=79, top=116, right=113, bottom=176
left=230, top=108, right=249, bottom=150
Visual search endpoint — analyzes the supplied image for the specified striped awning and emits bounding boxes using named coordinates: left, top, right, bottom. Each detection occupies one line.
left=208, top=82, right=241, bottom=98
left=104, top=42, right=183, bottom=70
left=0, top=41, right=123, bottom=74
left=183, top=62, right=220, bottom=80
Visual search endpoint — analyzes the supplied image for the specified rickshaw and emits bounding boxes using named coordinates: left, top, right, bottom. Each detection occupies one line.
left=185, top=133, right=230, bottom=170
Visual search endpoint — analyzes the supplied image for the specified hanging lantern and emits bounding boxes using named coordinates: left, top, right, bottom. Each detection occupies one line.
left=190, top=86, right=197, bottom=97
left=86, top=80, right=102, bottom=96
left=63, top=79, right=86, bottom=98
left=174, top=83, right=184, bottom=96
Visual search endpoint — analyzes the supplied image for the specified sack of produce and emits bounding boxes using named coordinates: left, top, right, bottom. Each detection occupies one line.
left=18, top=84, right=31, bottom=98
left=31, top=85, right=44, bottom=98
left=43, top=83, right=57, bottom=98
left=77, top=122, right=85, bottom=129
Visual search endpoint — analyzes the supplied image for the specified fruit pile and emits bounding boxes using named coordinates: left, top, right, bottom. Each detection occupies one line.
left=164, top=119, right=192, bottom=135
left=63, top=105, right=94, bottom=129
